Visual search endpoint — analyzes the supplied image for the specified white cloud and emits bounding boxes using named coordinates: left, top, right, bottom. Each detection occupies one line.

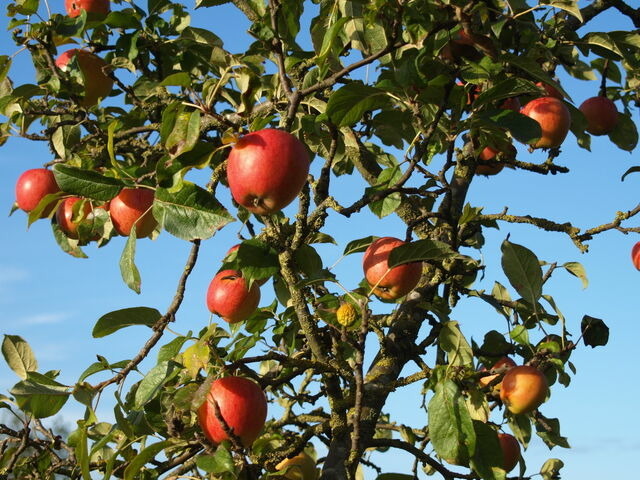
left=21, top=312, right=69, bottom=326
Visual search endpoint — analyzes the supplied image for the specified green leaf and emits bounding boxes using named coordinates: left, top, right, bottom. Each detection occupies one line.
left=509, top=325, right=529, bottom=345
left=165, top=110, right=201, bottom=158
left=196, top=444, right=235, bottom=473
left=153, top=182, right=233, bottom=241
left=508, top=413, right=532, bottom=448
left=473, top=78, right=538, bottom=109
left=74, top=423, right=91, bottom=480
left=535, top=416, right=570, bottom=449
left=52, top=164, right=123, bottom=201
left=327, top=83, right=390, bottom=127
left=581, top=315, right=609, bottom=348
left=375, top=475, right=416, bottom=480
left=608, top=113, right=638, bottom=152
left=369, top=191, right=401, bottom=218
left=92, top=307, right=161, bottom=338
left=120, top=229, right=141, bottom=293
left=469, top=421, right=505, bottom=480
left=388, top=239, right=454, bottom=267
left=501, top=239, right=543, bottom=304
left=51, top=222, right=88, bottom=259
left=343, top=236, right=377, bottom=256
left=134, top=361, right=180, bottom=409
left=2, top=335, right=38, bottom=379
left=562, top=262, right=588, bottom=289
left=428, top=379, right=475, bottom=466
left=225, top=239, right=280, bottom=283
left=158, top=335, right=190, bottom=362
left=123, top=440, right=174, bottom=480
left=621, top=166, right=640, bottom=182
left=540, top=458, right=564, bottom=480
left=541, top=0, right=582, bottom=21
left=160, top=72, right=192, bottom=87
left=10, top=372, right=70, bottom=419
left=182, top=342, right=210, bottom=378
left=482, top=109, right=542, bottom=145
left=439, top=321, right=474, bottom=367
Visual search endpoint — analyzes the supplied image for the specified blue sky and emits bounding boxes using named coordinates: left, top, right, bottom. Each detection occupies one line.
left=1, top=2, right=640, bottom=478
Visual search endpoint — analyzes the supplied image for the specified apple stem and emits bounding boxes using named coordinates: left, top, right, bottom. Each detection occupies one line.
left=599, top=60, right=610, bottom=97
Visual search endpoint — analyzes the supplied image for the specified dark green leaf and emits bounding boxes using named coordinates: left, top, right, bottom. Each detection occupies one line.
left=92, top=307, right=161, bottom=338
left=469, top=421, right=505, bottom=480
left=621, top=166, right=640, bottom=182
left=541, top=0, right=582, bottom=21
left=428, top=379, right=475, bottom=466
left=123, top=440, right=174, bottom=480
left=508, top=413, right=532, bottom=449
left=535, top=416, right=570, bottom=449
left=501, top=239, right=543, bottom=304
left=2, top=335, right=37, bottom=379
left=439, top=321, right=474, bottom=367
left=196, top=444, right=235, bottom=473
left=609, top=113, right=638, bottom=152
left=134, top=361, right=180, bottom=409
left=53, top=164, right=123, bottom=201
left=343, top=236, right=377, bottom=256
left=388, top=239, right=454, bottom=267
left=158, top=335, right=190, bottom=362
left=483, top=109, right=542, bottom=145
left=581, top=315, right=609, bottom=348
left=160, top=72, right=192, bottom=87
left=153, top=182, right=234, bottom=241
left=327, top=83, right=391, bottom=127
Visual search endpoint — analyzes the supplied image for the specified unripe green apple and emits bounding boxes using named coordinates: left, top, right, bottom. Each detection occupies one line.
left=520, top=96, right=571, bottom=149
left=55, top=49, right=113, bottom=107
left=227, top=129, right=310, bottom=215
left=206, top=269, right=260, bottom=323
left=362, top=237, right=422, bottom=300
left=197, top=376, right=267, bottom=447
left=500, top=365, right=548, bottom=414
left=14, top=168, right=61, bottom=216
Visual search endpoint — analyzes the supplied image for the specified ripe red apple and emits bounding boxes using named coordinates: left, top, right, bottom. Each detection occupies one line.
left=631, top=242, right=640, bottom=270
left=109, top=188, right=157, bottom=238
left=478, top=356, right=517, bottom=389
left=55, top=49, right=113, bottom=107
left=520, top=96, right=571, bottom=149
left=206, top=269, right=261, bottom=323
left=226, top=129, right=310, bottom=215
left=500, top=96, right=521, bottom=112
left=15, top=168, right=61, bottom=216
left=275, top=452, right=318, bottom=480
left=362, top=237, right=422, bottom=300
left=579, top=96, right=619, bottom=136
left=55, top=197, right=92, bottom=239
left=535, top=82, right=563, bottom=99
left=65, top=0, right=110, bottom=20
left=499, top=365, right=548, bottom=414
left=475, top=142, right=516, bottom=176
left=197, top=376, right=267, bottom=447
left=498, top=433, right=521, bottom=472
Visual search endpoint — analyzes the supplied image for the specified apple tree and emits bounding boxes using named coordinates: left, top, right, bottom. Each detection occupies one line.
left=1, top=0, right=639, bottom=479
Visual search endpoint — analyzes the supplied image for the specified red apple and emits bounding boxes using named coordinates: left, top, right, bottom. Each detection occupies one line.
left=535, top=82, right=563, bottom=99
left=362, top=237, right=422, bottom=300
left=55, top=196, right=92, bottom=239
left=500, top=365, right=548, bottom=414
left=579, top=96, right=619, bottom=136
left=226, top=129, right=310, bottom=215
left=478, top=356, right=517, bottom=389
left=500, top=96, right=521, bottom=112
left=520, top=96, right=571, bottom=149
left=206, top=269, right=261, bottom=323
left=55, top=49, right=113, bottom=107
left=65, top=0, right=110, bottom=20
left=475, top=142, right=516, bottom=176
left=197, top=376, right=267, bottom=447
left=631, top=242, right=640, bottom=270
left=498, top=433, right=521, bottom=472
left=15, top=168, right=61, bottom=216
left=109, top=187, right=157, bottom=238
left=276, top=451, right=318, bottom=480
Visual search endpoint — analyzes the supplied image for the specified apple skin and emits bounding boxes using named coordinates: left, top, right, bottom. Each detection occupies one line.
left=275, top=452, right=318, bottom=480
left=500, top=96, right=521, bottom=112
left=55, top=197, right=92, bottom=239
left=499, top=365, right=548, bottom=415
left=15, top=168, right=61, bottom=216
left=362, top=237, right=422, bottom=300
left=227, top=129, right=310, bottom=215
left=65, top=0, right=110, bottom=20
left=579, top=96, right=619, bottom=136
left=475, top=143, right=516, bottom=176
left=108, top=188, right=157, bottom=238
left=520, top=96, right=571, bottom=149
left=498, top=433, right=521, bottom=473
left=536, top=82, right=563, bottom=99
left=55, top=49, right=113, bottom=107
left=478, top=356, right=517, bottom=390
left=632, top=242, right=640, bottom=271
left=206, top=269, right=261, bottom=323
left=197, top=376, right=267, bottom=447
